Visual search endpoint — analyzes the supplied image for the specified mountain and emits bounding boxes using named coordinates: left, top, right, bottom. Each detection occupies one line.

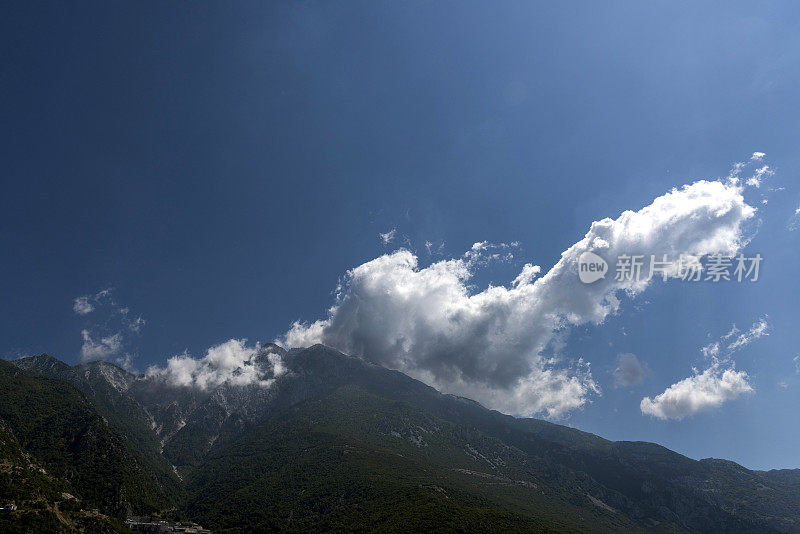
left=4, top=346, right=800, bottom=533
left=0, top=359, right=175, bottom=533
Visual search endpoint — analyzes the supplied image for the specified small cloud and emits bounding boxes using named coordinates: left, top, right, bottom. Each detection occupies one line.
left=745, top=165, right=772, bottom=188
left=787, top=206, right=800, bottom=231
left=74, top=288, right=145, bottom=364
left=72, top=288, right=114, bottom=315
left=115, top=353, right=136, bottom=372
left=80, top=330, right=123, bottom=362
left=379, top=228, right=397, bottom=245
left=751, top=152, right=766, bottom=160
left=641, top=363, right=752, bottom=420
left=126, top=315, right=146, bottom=333
left=794, top=355, right=800, bottom=374
left=424, top=240, right=446, bottom=256
left=613, top=353, right=649, bottom=387
left=641, top=316, right=768, bottom=420
left=721, top=324, right=739, bottom=341
left=726, top=161, right=747, bottom=183
left=73, top=296, right=95, bottom=315
left=727, top=318, right=769, bottom=352
left=702, top=341, right=720, bottom=359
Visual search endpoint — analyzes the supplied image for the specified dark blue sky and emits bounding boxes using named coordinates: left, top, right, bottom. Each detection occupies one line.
left=2, top=2, right=800, bottom=469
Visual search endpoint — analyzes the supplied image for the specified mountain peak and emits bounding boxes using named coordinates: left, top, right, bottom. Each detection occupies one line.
left=13, top=353, right=71, bottom=374
left=260, top=342, right=286, bottom=354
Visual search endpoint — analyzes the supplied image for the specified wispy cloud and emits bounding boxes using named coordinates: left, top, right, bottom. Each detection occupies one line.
left=425, top=240, right=446, bottom=256
left=122, top=311, right=146, bottom=333
left=789, top=206, right=800, bottom=231
left=745, top=165, right=772, bottom=188
left=727, top=318, right=769, bottom=352
left=73, top=288, right=114, bottom=315
left=114, top=353, right=136, bottom=372
left=73, top=296, right=95, bottom=315
left=80, top=330, right=123, bottom=362
left=73, top=288, right=145, bottom=366
left=379, top=228, right=397, bottom=245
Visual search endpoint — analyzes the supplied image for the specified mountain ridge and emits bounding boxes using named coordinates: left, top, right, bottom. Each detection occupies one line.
left=3, top=346, right=799, bottom=532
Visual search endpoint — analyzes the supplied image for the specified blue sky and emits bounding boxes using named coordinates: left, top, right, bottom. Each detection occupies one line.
left=2, top=2, right=800, bottom=470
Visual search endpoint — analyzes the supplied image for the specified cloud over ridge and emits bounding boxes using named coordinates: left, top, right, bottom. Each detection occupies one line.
left=146, top=339, right=286, bottom=390
left=282, top=176, right=757, bottom=417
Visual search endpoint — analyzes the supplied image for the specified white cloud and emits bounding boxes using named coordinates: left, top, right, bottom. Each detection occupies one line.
left=73, top=296, right=95, bottom=315
left=727, top=317, right=769, bottom=352
left=379, top=228, right=397, bottom=245
left=745, top=165, right=772, bottom=188
left=468, top=359, right=599, bottom=417
left=729, top=155, right=771, bottom=189
left=614, top=353, right=649, bottom=387
left=512, top=263, right=541, bottom=288
left=425, top=240, right=447, bottom=256
left=73, top=289, right=143, bottom=330
left=794, top=355, right=799, bottom=374
left=701, top=318, right=768, bottom=361
left=282, top=174, right=756, bottom=418
left=721, top=325, right=739, bottom=341
left=701, top=342, right=720, bottom=359
left=146, top=339, right=286, bottom=390
left=126, top=315, right=146, bottom=333
left=641, top=317, right=768, bottom=420
left=73, top=288, right=114, bottom=315
left=790, top=207, right=800, bottom=231
left=640, top=363, right=753, bottom=420
left=73, top=288, right=146, bottom=366
left=80, top=330, right=123, bottom=362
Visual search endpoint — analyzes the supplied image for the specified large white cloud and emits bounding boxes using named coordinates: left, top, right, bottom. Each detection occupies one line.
left=146, top=339, right=286, bottom=390
left=281, top=175, right=757, bottom=418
